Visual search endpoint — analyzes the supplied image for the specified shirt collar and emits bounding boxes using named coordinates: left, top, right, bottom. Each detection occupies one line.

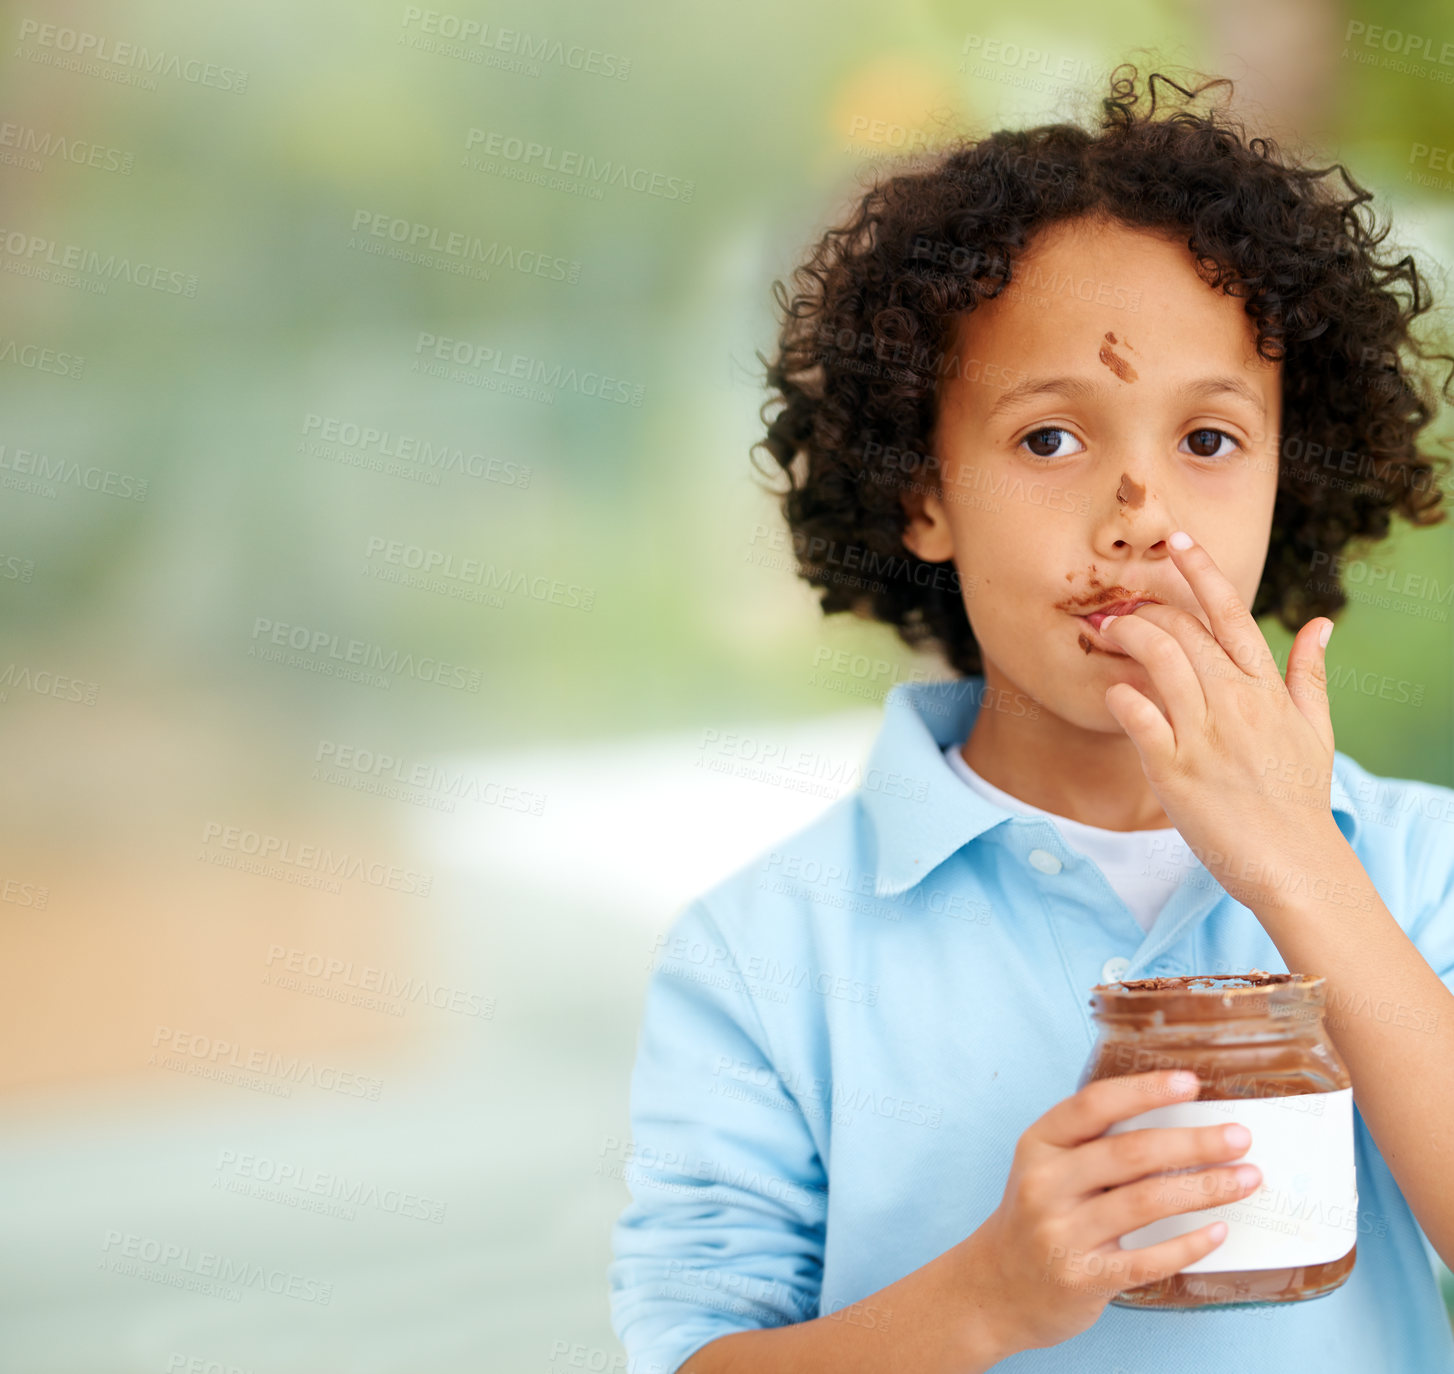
left=863, top=676, right=1364, bottom=899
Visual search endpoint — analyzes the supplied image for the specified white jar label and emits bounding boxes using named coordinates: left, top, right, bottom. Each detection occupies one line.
left=1104, top=1087, right=1357, bottom=1273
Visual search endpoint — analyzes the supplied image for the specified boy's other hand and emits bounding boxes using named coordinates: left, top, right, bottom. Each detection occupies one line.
left=961, top=1069, right=1259, bottom=1354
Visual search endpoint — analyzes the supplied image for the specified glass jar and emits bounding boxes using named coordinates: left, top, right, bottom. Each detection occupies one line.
left=1077, top=971, right=1357, bottom=1310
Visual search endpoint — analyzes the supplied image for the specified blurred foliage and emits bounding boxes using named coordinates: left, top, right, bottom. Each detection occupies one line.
left=0, top=0, right=1447, bottom=785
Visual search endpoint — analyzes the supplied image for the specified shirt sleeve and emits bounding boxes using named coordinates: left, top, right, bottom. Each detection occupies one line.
left=608, top=898, right=829, bottom=1374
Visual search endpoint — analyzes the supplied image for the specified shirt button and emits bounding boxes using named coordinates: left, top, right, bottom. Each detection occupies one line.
left=1027, top=848, right=1062, bottom=875
left=1101, top=956, right=1131, bottom=983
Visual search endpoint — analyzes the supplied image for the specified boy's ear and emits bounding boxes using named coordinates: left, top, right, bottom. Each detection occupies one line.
left=899, top=480, right=956, bottom=564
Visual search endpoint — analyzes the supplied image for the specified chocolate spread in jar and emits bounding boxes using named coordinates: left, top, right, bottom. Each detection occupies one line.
left=1079, top=971, right=1356, bottom=1309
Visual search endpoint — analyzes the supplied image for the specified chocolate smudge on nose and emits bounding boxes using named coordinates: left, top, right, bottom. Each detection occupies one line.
left=1116, top=473, right=1145, bottom=508
left=1098, top=331, right=1138, bottom=382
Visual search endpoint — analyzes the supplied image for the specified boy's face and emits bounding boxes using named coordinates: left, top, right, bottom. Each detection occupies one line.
left=902, top=213, right=1282, bottom=731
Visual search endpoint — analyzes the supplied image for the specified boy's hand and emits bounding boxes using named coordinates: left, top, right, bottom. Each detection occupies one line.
left=967, top=1069, right=1260, bottom=1354
left=1098, top=530, right=1346, bottom=911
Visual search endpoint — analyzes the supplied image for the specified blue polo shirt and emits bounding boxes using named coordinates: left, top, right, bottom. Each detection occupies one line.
left=609, top=677, right=1454, bottom=1373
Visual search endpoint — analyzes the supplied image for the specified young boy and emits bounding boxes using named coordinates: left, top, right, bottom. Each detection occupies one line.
left=609, top=67, right=1454, bottom=1372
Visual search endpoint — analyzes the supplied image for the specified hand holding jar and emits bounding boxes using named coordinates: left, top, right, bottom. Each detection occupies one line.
left=966, top=1067, right=1261, bottom=1354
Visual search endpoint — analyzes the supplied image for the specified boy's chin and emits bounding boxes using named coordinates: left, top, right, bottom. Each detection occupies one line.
left=1038, top=663, right=1169, bottom=733
left=1097, top=678, right=1171, bottom=729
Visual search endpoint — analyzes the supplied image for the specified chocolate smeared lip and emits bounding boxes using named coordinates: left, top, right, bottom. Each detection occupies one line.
left=1081, top=600, right=1158, bottom=631
left=1061, top=588, right=1165, bottom=615
left=1057, top=588, right=1165, bottom=635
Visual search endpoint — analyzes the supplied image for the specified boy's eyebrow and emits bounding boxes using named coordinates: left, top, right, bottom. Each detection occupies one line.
left=984, top=373, right=1268, bottom=420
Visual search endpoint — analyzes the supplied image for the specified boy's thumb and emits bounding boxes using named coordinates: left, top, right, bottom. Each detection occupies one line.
left=1285, top=618, right=1335, bottom=749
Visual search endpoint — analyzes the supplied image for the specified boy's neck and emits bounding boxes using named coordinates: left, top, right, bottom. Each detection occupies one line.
left=961, top=682, right=1174, bottom=832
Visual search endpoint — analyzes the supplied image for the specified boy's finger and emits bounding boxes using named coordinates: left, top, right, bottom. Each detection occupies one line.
left=1033, top=1070, right=1199, bottom=1150
left=1071, top=1119, right=1252, bottom=1197
left=1072, top=1220, right=1229, bottom=1299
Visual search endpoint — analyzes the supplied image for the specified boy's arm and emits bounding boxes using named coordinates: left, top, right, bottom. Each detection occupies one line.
left=1250, top=820, right=1454, bottom=1269
left=680, top=1227, right=1017, bottom=1373
left=608, top=898, right=1022, bottom=1374
left=607, top=899, right=830, bottom=1373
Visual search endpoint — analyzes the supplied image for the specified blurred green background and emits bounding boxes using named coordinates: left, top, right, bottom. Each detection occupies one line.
left=0, top=0, right=1450, bottom=1369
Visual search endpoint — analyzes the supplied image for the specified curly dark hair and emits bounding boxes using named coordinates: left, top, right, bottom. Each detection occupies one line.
left=751, top=65, right=1454, bottom=677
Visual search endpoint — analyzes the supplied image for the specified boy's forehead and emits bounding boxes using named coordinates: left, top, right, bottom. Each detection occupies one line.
left=939, top=222, right=1279, bottom=414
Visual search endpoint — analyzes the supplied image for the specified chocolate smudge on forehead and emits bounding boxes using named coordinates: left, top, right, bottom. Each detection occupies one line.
left=1116, top=473, right=1145, bottom=508
left=1098, top=330, right=1138, bottom=382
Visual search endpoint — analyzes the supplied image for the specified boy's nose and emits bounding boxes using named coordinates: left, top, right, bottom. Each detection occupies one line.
left=1099, top=476, right=1181, bottom=556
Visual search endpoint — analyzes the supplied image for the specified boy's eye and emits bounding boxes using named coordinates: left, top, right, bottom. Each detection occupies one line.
left=1017, top=426, right=1242, bottom=462
left=1019, top=427, right=1084, bottom=460
left=1181, top=428, right=1240, bottom=460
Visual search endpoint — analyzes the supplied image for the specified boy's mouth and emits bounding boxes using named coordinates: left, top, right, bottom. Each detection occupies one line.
left=1057, top=589, right=1165, bottom=629
left=1057, top=590, right=1164, bottom=654
left=1080, top=599, right=1159, bottom=630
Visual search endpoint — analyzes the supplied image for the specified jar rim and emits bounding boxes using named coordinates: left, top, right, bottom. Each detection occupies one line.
left=1095, top=971, right=1320, bottom=997
left=1088, top=971, right=1327, bottom=1023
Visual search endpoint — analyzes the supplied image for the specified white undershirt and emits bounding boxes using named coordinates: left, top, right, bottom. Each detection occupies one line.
left=943, top=742, right=1194, bottom=933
